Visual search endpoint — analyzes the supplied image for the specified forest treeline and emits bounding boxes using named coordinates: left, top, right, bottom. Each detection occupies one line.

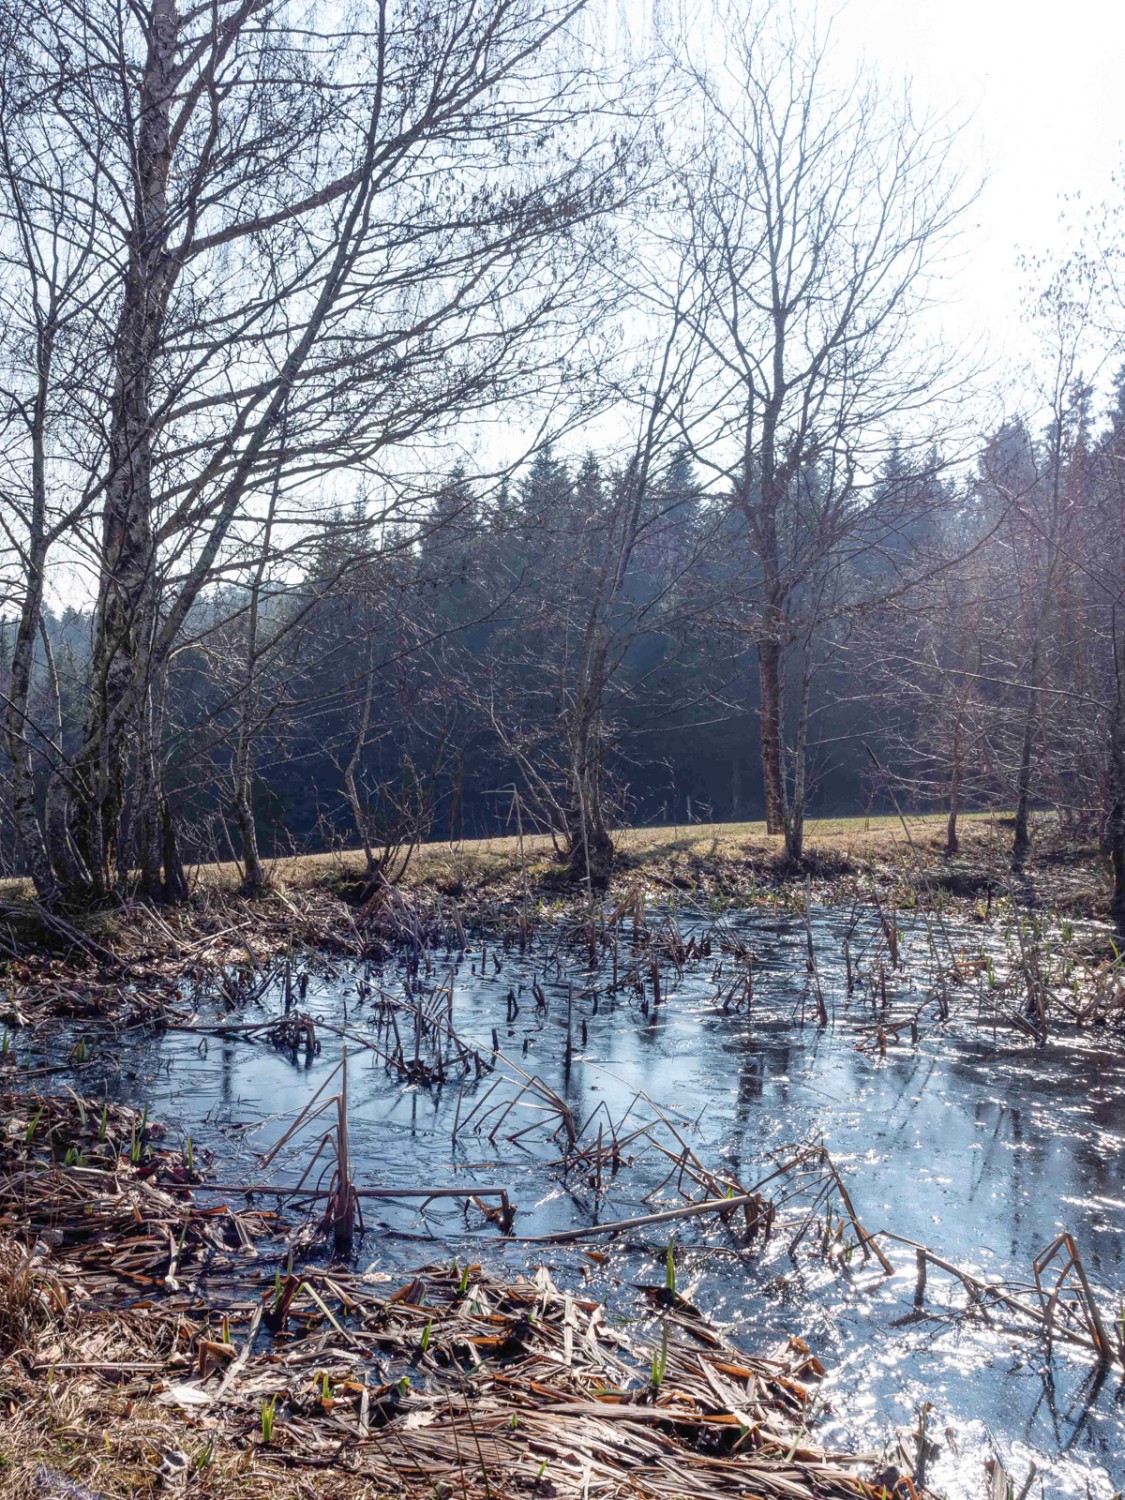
left=0, top=0, right=1122, bottom=913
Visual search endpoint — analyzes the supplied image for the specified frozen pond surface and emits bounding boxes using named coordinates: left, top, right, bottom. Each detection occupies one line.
left=24, top=901, right=1125, bottom=1497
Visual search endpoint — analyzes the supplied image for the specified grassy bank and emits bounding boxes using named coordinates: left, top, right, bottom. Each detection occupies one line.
left=0, top=811, right=1107, bottom=913
left=187, top=811, right=1002, bottom=893
left=191, top=810, right=1113, bottom=926
left=118, top=809, right=1097, bottom=908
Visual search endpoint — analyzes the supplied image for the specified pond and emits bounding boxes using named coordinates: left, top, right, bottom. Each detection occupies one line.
left=17, top=900, right=1125, bottom=1498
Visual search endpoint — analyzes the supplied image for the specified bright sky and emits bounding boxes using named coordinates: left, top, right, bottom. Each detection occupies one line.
left=829, top=0, right=1125, bottom=370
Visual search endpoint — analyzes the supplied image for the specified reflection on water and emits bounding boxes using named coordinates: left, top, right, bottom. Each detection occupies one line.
left=22, top=903, right=1125, bottom=1498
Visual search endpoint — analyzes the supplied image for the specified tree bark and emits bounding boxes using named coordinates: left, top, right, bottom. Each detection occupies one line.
left=69, top=0, right=180, bottom=895
left=161, top=801, right=189, bottom=903
left=234, top=776, right=267, bottom=893
left=4, top=556, right=58, bottom=902
left=566, top=709, right=613, bottom=888
left=945, top=717, right=963, bottom=856
left=343, top=631, right=378, bottom=875
left=1108, top=670, right=1125, bottom=926
left=1012, top=639, right=1041, bottom=871
left=783, top=646, right=812, bottom=865
left=3, top=278, right=60, bottom=902
left=232, top=452, right=282, bottom=896
left=758, top=638, right=786, bottom=836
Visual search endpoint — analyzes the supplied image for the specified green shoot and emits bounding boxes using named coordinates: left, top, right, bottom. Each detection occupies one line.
left=25, top=1106, right=42, bottom=1144
left=97, top=1103, right=108, bottom=1143
left=260, top=1395, right=277, bottom=1443
left=664, top=1234, right=676, bottom=1297
left=420, top=1317, right=432, bottom=1354
left=128, top=1105, right=149, bottom=1164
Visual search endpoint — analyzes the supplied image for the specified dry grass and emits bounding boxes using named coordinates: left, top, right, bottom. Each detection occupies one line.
left=0, top=812, right=996, bottom=904
left=0, top=1244, right=885, bottom=1500
left=0, top=1372, right=389, bottom=1500
left=0, top=811, right=1083, bottom=911
left=0, top=1242, right=68, bottom=1363
left=183, top=810, right=1008, bottom=894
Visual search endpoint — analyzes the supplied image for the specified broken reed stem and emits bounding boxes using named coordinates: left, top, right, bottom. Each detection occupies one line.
left=332, top=1044, right=355, bottom=1253
left=884, top=1229, right=1119, bottom=1366
left=804, top=875, right=828, bottom=1026
left=504, top=1187, right=774, bottom=1244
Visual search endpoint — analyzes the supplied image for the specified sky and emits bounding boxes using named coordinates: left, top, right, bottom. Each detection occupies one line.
left=827, top=0, right=1125, bottom=373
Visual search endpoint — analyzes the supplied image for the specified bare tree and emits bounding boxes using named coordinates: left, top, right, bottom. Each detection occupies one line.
left=484, top=323, right=711, bottom=886
left=659, top=3, right=971, bottom=861
left=0, top=0, right=635, bottom=904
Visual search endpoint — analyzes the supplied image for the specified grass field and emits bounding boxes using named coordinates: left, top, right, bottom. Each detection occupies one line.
left=0, top=810, right=1082, bottom=914
left=181, top=810, right=1010, bottom=893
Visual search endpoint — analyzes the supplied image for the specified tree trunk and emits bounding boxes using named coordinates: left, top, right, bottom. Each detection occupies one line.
left=567, top=716, right=613, bottom=888
left=1108, top=678, right=1125, bottom=926
left=783, top=647, right=812, bottom=865
left=344, top=633, right=378, bottom=874
left=136, top=780, right=164, bottom=900
left=343, top=765, right=377, bottom=875
left=945, top=718, right=963, bottom=856
left=3, top=291, right=62, bottom=903
left=1012, top=640, right=1041, bottom=871
left=567, top=808, right=614, bottom=888
left=4, top=571, right=59, bottom=904
left=758, top=638, right=786, bottom=836
left=70, top=0, right=180, bottom=897
left=135, top=692, right=166, bottom=900
left=161, top=801, right=189, bottom=903
left=784, top=797, right=805, bottom=865
left=234, top=775, right=267, bottom=893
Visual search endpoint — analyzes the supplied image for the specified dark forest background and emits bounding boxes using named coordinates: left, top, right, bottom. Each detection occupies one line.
left=7, top=391, right=1121, bottom=879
